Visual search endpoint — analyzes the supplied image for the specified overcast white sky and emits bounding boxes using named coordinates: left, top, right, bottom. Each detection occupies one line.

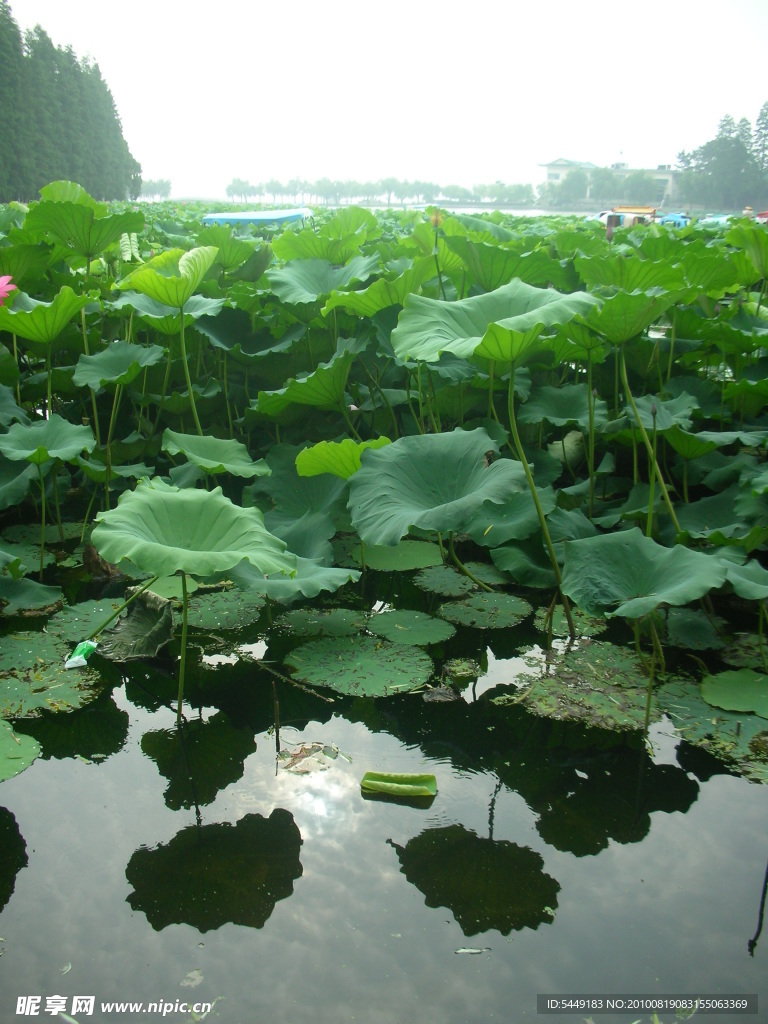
left=8, top=0, right=768, bottom=199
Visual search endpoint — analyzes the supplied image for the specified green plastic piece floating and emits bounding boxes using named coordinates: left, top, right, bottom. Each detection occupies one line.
left=360, top=771, right=437, bottom=798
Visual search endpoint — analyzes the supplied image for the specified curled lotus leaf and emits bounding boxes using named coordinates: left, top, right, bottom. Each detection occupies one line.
left=295, top=437, right=392, bottom=479
left=161, top=429, right=270, bottom=479
left=0, top=414, right=96, bottom=465
left=348, top=427, right=527, bottom=547
left=91, top=479, right=296, bottom=581
left=73, top=340, right=166, bottom=390
left=117, top=247, right=219, bottom=309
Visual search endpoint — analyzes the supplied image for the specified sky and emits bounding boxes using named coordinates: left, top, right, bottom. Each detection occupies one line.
left=7, top=0, right=768, bottom=200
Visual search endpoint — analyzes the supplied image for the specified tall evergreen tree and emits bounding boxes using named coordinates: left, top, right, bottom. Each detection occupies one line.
left=0, top=0, right=25, bottom=198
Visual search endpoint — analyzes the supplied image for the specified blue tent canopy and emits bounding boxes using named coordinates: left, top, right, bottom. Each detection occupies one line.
left=202, top=208, right=313, bottom=226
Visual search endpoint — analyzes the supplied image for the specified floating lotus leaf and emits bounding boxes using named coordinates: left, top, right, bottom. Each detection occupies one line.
left=388, top=825, right=559, bottom=936
left=125, top=809, right=303, bottom=931
left=562, top=528, right=728, bottom=619
left=72, top=340, right=166, bottom=390
left=656, top=678, right=768, bottom=783
left=366, top=610, right=455, bottom=646
left=701, top=669, right=768, bottom=719
left=347, top=539, right=444, bottom=571
left=438, top=593, right=532, bottom=629
left=0, top=576, right=62, bottom=616
left=665, top=608, right=724, bottom=650
left=161, top=429, right=269, bottom=479
left=443, top=657, right=483, bottom=682
left=117, top=246, right=219, bottom=309
left=348, top=428, right=527, bottom=547
left=533, top=605, right=607, bottom=638
left=295, top=436, right=392, bottom=479
left=284, top=636, right=432, bottom=696
left=361, top=771, right=437, bottom=797
left=91, top=480, right=296, bottom=581
left=413, top=565, right=476, bottom=598
left=0, top=720, right=41, bottom=782
left=2, top=520, right=81, bottom=545
left=518, top=641, right=659, bottom=731
left=48, top=597, right=137, bottom=644
left=185, top=587, right=266, bottom=631
left=0, top=414, right=96, bottom=465
left=0, top=631, right=104, bottom=719
left=275, top=607, right=367, bottom=638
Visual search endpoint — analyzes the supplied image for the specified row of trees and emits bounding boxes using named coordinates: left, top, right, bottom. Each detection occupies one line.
left=140, top=179, right=172, bottom=200
left=677, top=107, right=768, bottom=210
left=225, top=177, right=536, bottom=208
left=0, top=0, right=141, bottom=202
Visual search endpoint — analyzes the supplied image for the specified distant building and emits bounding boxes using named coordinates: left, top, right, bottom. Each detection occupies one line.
left=540, top=158, right=680, bottom=204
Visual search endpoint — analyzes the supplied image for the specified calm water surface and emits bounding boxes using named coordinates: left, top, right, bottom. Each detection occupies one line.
left=1, top=604, right=766, bottom=1024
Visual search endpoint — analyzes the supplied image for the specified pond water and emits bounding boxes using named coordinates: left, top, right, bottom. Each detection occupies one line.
left=1, top=570, right=766, bottom=1024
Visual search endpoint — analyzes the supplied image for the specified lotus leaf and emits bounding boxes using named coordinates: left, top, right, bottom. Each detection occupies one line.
left=0, top=720, right=40, bottom=782
left=295, top=437, right=392, bottom=479
left=227, top=556, right=360, bottom=603
left=344, top=539, right=444, bottom=571
left=0, top=415, right=96, bottom=465
left=323, top=256, right=435, bottom=317
left=110, top=292, right=225, bottom=333
left=161, top=429, right=269, bottom=479
left=275, top=607, right=367, bottom=638
left=267, top=255, right=380, bottom=305
left=23, top=200, right=144, bottom=260
left=366, top=610, right=455, bottom=646
left=91, top=480, right=296, bottom=580
left=701, top=669, right=768, bottom=719
left=391, top=278, right=599, bottom=364
left=348, top=428, right=527, bottom=546
left=490, top=542, right=557, bottom=589
left=98, top=592, right=175, bottom=662
left=413, top=565, right=476, bottom=598
left=438, top=592, right=532, bottom=629
left=561, top=528, right=728, bottom=619
left=0, top=576, right=62, bottom=616
left=585, top=290, right=679, bottom=345
left=665, top=608, right=724, bottom=650
left=0, top=460, right=41, bottom=511
left=0, top=384, right=29, bottom=427
left=361, top=772, right=437, bottom=797
left=0, top=286, right=92, bottom=345
left=467, top=488, right=556, bottom=546
left=533, top=605, right=607, bottom=638
left=255, top=347, right=355, bottom=417
left=284, top=636, right=433, bottom=696
left=185, top=587, right=266, bottom=631
left=117, top=247, right=219, bottom=309
left=517, top=383, right=608, bottom=430
left=72, top=340, right=166, bottom=390
left=0, top=631, right=104, bottom=718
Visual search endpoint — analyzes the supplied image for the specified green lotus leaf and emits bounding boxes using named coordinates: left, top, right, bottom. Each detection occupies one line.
left=38, top=179, right=104, bottom=209
left=195, top=306, right=303, bottom=360
left=227, top=555, right=360, bottom=603
left=0, top=720, right=41, bottom=782
left=443, top=237, right=565, bottom=292
left=23, top=201, right=144, bottom=260
left=665, top=608, right=724, bottom=650
left=75, top=457, right=153, bottom=484
left=267, top=254, right=380, bottom=305
left=0, top=415, right=96, bottom=465
left=196, top=225, right=263, bottom=273
left=0, top=243, right=53, bottom=288
left=466, top=488, right=556, bottom=547
left=185, top=587, right=266, bottom=631
left=533, top=605, right=607, bottom=638
left=322, top=256, right=435, bottom=317
left=348, top=428, right=528, bottom=546
left=91, top=480, right=296, bottom=580
left=255, top=347, right=355, bottom=417
left=585, top=289, right=679, bottom=345
left=723, top=557, right=768, bottom=601
left=108, top=292, right=224, bottom=333
left=438, top=592, right=533, bottom=629
left=360, top=771, right=437, bottom=798
left=0, top=576, right=62, bottom=616
left=275, top=607, right=368, bottom=638
left=0, top=385, right=29, bottom=428
left=562, top=528, right=728, bottom=619
left=343, top=539, right=445, bottom=571
left=662, top=425, right=719, bottom=462
left=391, top=279, right=599, bottom=364
left=161, top=429, right=269, bottom=479
left=73, top=340, right=167, bottom=390
left=366, top=610, right=455, bottom=646
left=574, top=253, right=686, bottom=293
left=0, top=631, right=104, bottom=719
left=725, top=223, right=768, bottom=280
left=517, top=383, right=608, bottom=430
left=0, top=460, right=38, bottom=511
left=0, top=286, right=93, bottom=345
left=491, top=541, right=557, bottom=589
left=284, top=635, right=432, bottom=696
left=701, top=669, right=768, bottom=719
left=295, top=437, right=392, bottom=479
left=117, top=246, right=219, bottom=309
left=98, top=592, right=174, bottom=662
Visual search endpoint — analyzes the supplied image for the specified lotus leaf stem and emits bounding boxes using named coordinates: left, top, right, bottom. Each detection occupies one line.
left=646, top=411, right=657, bottom=538
left=620, top=347, right=681, bottom=534
left=80, top=309, right=102, bottom=446
left=177, top=571, right=190, bottom=725
left=506, top=364, right=576, bottom=638
left=178, top=305, right=203, bottom=436
left=447, top=533, right=492, bottom=592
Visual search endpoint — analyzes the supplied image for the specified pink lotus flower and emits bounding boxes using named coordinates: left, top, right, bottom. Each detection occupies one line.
left=0, top=275, right=17, bottom=305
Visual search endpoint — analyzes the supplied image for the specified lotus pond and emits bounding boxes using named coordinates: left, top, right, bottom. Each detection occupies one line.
left=0, top=189, right=767, bottom=1022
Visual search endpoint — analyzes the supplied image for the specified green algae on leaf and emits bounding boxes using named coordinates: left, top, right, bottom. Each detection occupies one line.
left=438, top=593, right=533, bottom=630
left=366, top=609, right=455, bottom=646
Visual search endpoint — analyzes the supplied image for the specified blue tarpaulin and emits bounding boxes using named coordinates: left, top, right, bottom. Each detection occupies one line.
left=202, top=208, right=313, bottom=226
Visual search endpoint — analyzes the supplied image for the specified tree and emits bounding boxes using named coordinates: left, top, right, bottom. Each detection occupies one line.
left=225, top=178, right=252, bottom=202
left=141, top=179, right=171, bottom=200
left=622, top=170, right=659, bottom=204
left=754, top=101, right=768, bottom=174
left=677, top=133, right=766, bottom=210
left=559, top=168, right=589, bottom=205
left=589, top=167, right=621, bottom=204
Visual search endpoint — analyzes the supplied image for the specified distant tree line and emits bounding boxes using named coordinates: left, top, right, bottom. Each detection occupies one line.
left=140, top=179, right=172, bottom=200
left=225, top=176, right=536, bottom=208
left=0, top=0, right=141, bottom=203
